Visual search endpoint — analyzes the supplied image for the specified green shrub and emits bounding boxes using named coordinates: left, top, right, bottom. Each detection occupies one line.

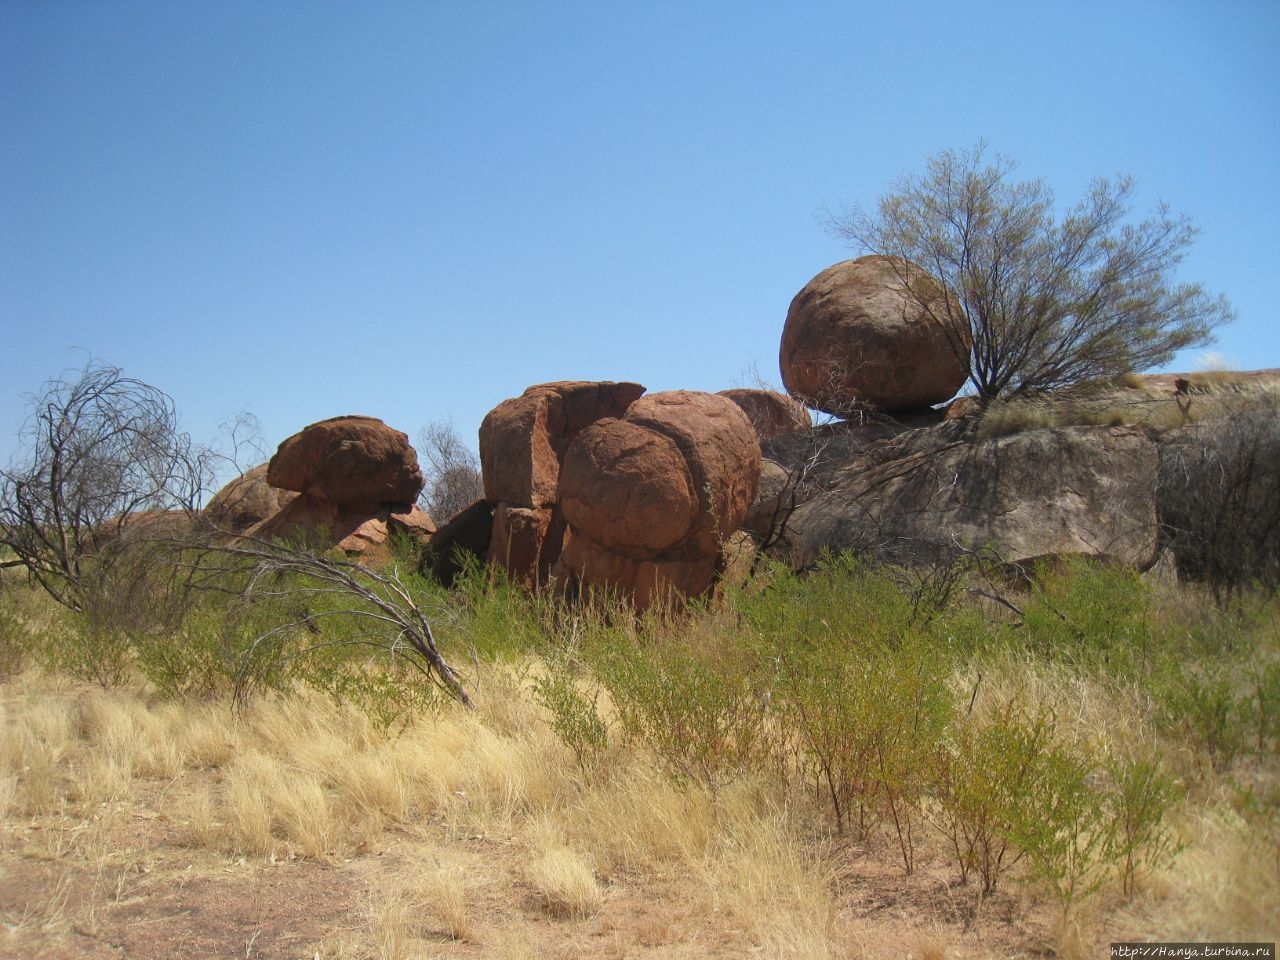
left=776, top=632, right=952, bottom=862
left=1105, top=754, right=1184, bottom=897
left=1153, top=659, right=1252, bottom=772
left=531, top=665, right=611, bottom=772
left=590, top=630, right=771, bottom=791
left=1021, top=558, right=1155, bottom=675
left=933, top=703, right=1055, bottom=895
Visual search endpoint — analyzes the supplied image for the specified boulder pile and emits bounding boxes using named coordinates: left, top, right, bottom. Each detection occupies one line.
left=478, top=381, right=645, bottom=585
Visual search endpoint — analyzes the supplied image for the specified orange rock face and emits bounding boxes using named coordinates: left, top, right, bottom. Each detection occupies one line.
left=266, top=415, right=424, bottom=507
left=479, top=381, right=645, bottom=508
left=780, top=256, right=971, bottom=415
left=717, top=389, right=812, bottom=440
left=553, top=390, right=762, bottom=609
left=478, top=381, right=645, bottom=584
left=558, top=419, right=700, bottom=556
left=625, top=391, right=761, bottom=554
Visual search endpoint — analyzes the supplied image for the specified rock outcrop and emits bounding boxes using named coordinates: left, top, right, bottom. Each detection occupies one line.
left=552, top=390, right=762, bottom=608
left=419, top=498, right=495, bottom=587
left=717, top=388, right=812, bottom=440
left=478, top=380, right=645, bottom=584
left=776, top=423, right=1160, bottom=572
left=780, top=256, right=971, bottom=415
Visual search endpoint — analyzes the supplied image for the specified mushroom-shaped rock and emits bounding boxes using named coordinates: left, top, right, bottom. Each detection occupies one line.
left=780, top=256, right=971, bottom=415
left=558, top=418, right=701, bottom=557
left=204, top=463, right=298, bottom=533
left=266, top=416, right=424, bottom=507
left=718, top=389, right=812, bottom=440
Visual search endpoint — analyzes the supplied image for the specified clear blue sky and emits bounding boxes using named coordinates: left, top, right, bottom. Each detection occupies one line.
left=3, top=1, right=1277, bottom=486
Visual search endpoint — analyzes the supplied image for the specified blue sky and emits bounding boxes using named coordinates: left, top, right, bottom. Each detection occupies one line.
left=3, top=1, right=1277, bottom=486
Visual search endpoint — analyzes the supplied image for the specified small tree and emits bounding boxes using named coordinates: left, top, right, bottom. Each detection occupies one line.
left=827, top=143, right=1234, bottom=399
left=0, top=360, right=210, bottom=611
left=416, top=419, right=483, bottom=523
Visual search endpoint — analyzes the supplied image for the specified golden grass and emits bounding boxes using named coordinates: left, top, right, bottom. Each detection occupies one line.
left=523, top=816, right=605, bottom=920
left=1, top=642, right=1276, bottom=958
left=1146, top=803, right=1280, bottom=941
left=975, top=375, right=1280, bottom=441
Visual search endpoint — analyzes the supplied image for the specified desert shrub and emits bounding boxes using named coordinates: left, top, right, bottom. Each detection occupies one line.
left=1153, top=658, right=1255, bottom=772
left=531, top=664, right=611, bottom=772
left=590, top=628, right=771, bottom=791
left=739, top=554, right=917, bottom=649
left=1105, top=753, right=1185, bottom=897
left=439, top=562, right=557, bottom=662
left=932, top=702, right=1055, bottom=895
left=1021, top=558, right=1155, bottom=675
left=775, top=631, right=952, bottom=861
left=0, top=587, right=39, bottom=678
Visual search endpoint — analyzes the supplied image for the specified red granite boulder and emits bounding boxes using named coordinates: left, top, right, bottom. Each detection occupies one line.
left=266, top=415, right=424, bottom=507
left=717, top=388, right=812, bottom=440
left=780, top=256, right=971, bottom=415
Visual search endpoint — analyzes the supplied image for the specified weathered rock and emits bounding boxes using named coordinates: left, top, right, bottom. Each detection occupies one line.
left=556, top=531, right=719, bottom=611
left=552, top=390, right=762, bottom=607
left=742, top=459, right=792, bottom=538
left=479, top=381, right=645, bottom=508
left=558, top=418, right=700, bottom=556
left=718, top=388, right=812, bottom=440
left=624, top=391, right=761, bottom=553
left=204, top=464, right=298, bottom=532
left=487, top=503, right=565, bottom=586
left=779, top=424, right=1159, bottom=570
left=252, top=494, right=390, bottom=557
left=267, top=415, right=424, bottom=507
left=420, top=499, right=495, bottom=587
left=780, top=256, right=971, bottom=415
left=1156, top=412, right=1280, bottom=589
left=388, top=505, right=437, bottom=545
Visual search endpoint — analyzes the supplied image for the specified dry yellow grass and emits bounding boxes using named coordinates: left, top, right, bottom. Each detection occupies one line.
left=2, top=655, right=1276, bottom=958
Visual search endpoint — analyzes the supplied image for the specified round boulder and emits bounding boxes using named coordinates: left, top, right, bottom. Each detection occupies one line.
left=624, top=391, right=761, bottom=552
left=204, top=463, right=297, bottom=532
left=718, top=388, right=812, bottom=440
left=267, top=415, right=424, bottom=507
left=558, top=418, right=701, bottom=556
left=779, top=256, right=971, bottom=415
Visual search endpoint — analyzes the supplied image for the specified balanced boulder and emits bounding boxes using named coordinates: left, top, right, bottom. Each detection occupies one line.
left=250, top=415, right=430, bottom=563
left=780, top=256, right=970, bottom=415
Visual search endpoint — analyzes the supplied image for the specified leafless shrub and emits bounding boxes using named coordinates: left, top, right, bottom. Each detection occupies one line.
left=416, top=420, right=483, bottom=524
left=0, top=359, right=211, bottom=612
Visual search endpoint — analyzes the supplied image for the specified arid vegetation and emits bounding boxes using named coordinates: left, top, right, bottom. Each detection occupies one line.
left=2, top=547, right=1277, bottom=958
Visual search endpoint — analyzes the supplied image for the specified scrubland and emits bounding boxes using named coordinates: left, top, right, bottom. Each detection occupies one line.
left=1, top=552, right=1277, bottom=959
